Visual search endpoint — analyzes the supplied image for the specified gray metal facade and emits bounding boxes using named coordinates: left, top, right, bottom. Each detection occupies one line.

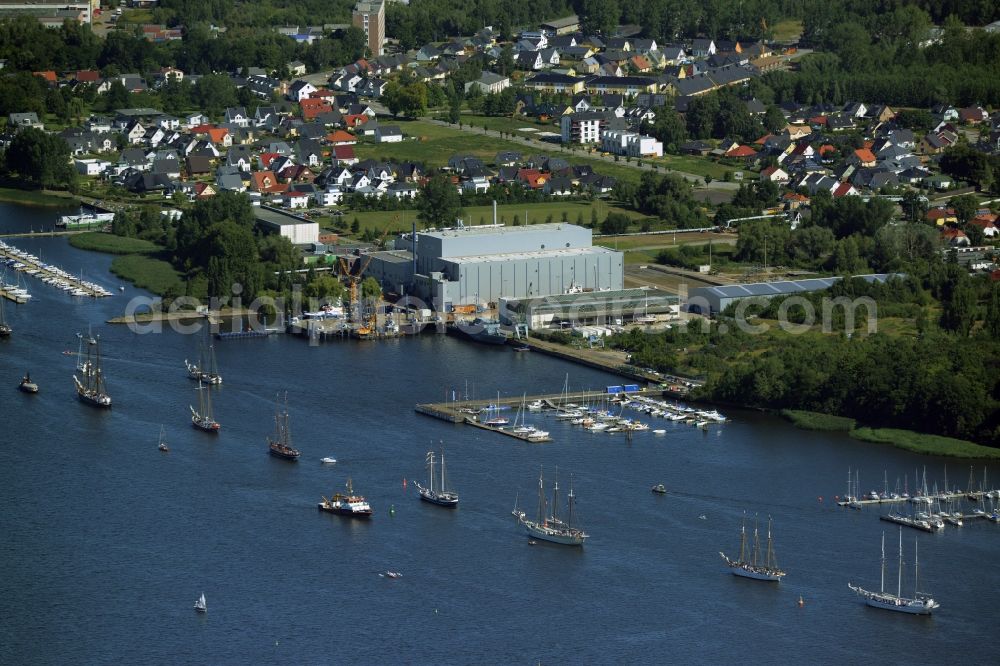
left=366, top=223, right=623, bottom=309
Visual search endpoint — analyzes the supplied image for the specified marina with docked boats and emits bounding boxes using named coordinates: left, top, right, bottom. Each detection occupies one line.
left=5, top=200, right=1000, bottom=663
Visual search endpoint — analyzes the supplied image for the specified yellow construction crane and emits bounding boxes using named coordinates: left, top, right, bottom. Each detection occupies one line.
left=337, top=224, right=391, bottom=330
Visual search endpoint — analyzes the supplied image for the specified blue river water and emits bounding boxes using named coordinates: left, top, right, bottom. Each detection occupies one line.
left=1, top=202, right=999, bottom=664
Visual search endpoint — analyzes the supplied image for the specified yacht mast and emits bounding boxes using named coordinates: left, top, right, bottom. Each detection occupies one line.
left=880, top=531, right=886, bottom=594
left=766, top=516, right=777, bottom=569
left=897, top=528, right=903, bottom=598
left=536, top=467, right=544, bottom=524
left=567, top=474, right=575, bottom=528
left=551, top=468, right=560, bottom=522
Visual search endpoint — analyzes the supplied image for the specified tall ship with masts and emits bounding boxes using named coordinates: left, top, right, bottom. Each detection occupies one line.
left=512, top=468, right=588, bottom=546
left=416, top=450, right=459, bottom=507
left=74, top=333, right=111, bottom=408
left=185, top=343, right=222, bottom=385
left=267, top=393, right=300, bottom=460
left=190, top=380, right=220, bottom=432
left=720, top=514, right=786, bottom=581
left=849, top=528, right=939, bottom=615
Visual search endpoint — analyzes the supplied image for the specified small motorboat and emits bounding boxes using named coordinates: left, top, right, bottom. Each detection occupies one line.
left=321, top=457, right=337, bottom=464
left=18, top=372, right=38, bottom=393
left=651, top=484, right=667, bottom=495
left=653, top=429, right=666, bottom=435
left=157, top=425, right=169, bottom=452
left=512, top=344, right=530, bottom=352
left=380, top=571, right=402, bottom=579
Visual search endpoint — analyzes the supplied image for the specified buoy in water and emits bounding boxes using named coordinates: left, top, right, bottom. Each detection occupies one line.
left=403, top=478, right=407, bottom=488
left=797, top=596, right=804, bottom=608
left=390, top=504, right=395, bottom=517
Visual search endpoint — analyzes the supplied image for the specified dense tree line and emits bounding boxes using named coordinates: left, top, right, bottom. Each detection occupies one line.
left=765, top=17, right=1000, bottom=107
left=112, top=192, right=300, bottom=300
left=0, top=128, right=76, bottom=190
left=605, top=268, right=1000, bottom=445
left=613, top=171, right=708, bottom=228
left=0, top=16, right=366, bottom=77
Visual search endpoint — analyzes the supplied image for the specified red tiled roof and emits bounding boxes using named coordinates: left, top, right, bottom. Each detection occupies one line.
left=326, top=130, right=356, bottom=144
left=833, top=182, right=855, bottom=197
left=259, top=152, right=280, bottom=169
left=725, top=145, right=756, bottom=158
left=926, top=208, right=956, bottom=220
left=853, top=148, right=876, bottom=163
left=207, top=128, right=229, bottom=144
left=33, top=70, right=57, bottom=82
left=333, top=145, right=356, bottom=160
left=250, top=171, right=286, bottom=193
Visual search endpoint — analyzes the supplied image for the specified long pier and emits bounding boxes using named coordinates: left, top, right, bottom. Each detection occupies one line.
left=835, top=492, right=991, bottom=507
left=0, top=243, right=111, bottom=298
left=0, top=286, right=28, bottom=304
left=416, top=388, right=660, bottom=442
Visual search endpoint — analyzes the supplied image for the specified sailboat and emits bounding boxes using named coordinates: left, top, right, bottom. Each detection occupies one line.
left=849, top=528, right=939, bottom=615
left=0, top=293, right=11, bottom=337
left=185, top=343, right=222, bottom=384
left=267, top=393, right=300, bottom=460
left=512, top=468, right=588, bottom=546
left=74, top=333, right=112, bottom=408
left=483, top=391, right=509, bottom=426
left=720, top=514, right=786, bottom=581
left=190, top=380, right=220, bottom=432
left=158, top=425, right=169, bottom=452
left=416, top=450, right=459, bottom=507
left=194, top=592, right=207, bottom=613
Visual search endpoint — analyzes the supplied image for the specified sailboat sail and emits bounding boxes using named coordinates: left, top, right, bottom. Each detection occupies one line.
left=719, top=513, right=785, bottom=581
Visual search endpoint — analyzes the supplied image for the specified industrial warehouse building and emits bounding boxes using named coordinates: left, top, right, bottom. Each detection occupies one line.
left=254, top=206, right=319, bottom=245
left=364, top=223, right=624, bottom=310
left=500, top=288, right=678, bottom=330
left=687, top=274, right=898, bottom=315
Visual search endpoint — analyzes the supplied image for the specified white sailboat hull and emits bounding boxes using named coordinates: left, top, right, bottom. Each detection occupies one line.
left=730, top=566, right=785, bottom=581
left=849, top=585, right=939, bottom=614
left=720, top=553, right=785, bottom=581
left=521, top=519, right=587, bottom=545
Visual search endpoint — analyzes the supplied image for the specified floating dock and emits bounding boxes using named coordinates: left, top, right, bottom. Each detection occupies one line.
left=0, top=243, right=111, bottom=297
left=837, top=491, right=992, bottom=508
left=0, top=286, right=29, bottom=304
left=416, top=389, right=659, bottom=443
left=215, top=328, right=280, bottom=340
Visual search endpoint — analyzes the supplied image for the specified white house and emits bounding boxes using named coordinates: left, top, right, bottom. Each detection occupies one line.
left=376, top=126, right=403, bottom=143
left=600, top=129, right=663, bottom=157
left=464, top=72, right=511, bottom=95
left=287, top=80, right=317, bottom=102
left=561, top=112, right=604, bottom=144
left=74, top=158, right=111, bottom=176
left=759, top=166, right=790, bottom=184
left=315, top=186, right=342, bottom=206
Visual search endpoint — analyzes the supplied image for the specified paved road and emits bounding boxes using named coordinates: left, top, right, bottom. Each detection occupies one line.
left=424, top=118, right=740, bottom=191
